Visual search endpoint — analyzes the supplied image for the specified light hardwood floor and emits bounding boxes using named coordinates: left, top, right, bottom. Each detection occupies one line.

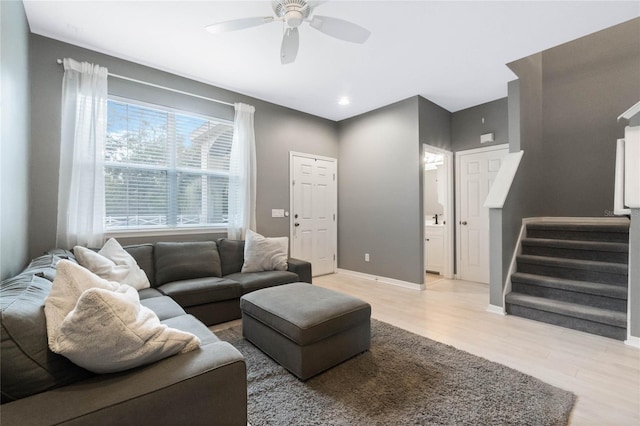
left=312, top=273, right=640, bottom=426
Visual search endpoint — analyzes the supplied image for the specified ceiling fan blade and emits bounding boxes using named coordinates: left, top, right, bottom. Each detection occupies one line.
left=205, top=16, right=274, bottom=34
left=309, top=15, right=370, bottom=43
left=280, top=27, right=299, bottom=64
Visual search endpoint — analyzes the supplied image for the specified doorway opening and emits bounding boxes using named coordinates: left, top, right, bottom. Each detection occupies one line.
left=423, top=145, right=454, bottom=282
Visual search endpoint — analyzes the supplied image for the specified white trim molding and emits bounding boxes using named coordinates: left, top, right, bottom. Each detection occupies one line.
left=502, top=220, right=527, bottom=306
left=624, top=335, right=640, bottom=349
left=486, top=304, right=506, bottom=315
left=423, top=144, right=455, bottom=280
left=336, top=269, right=426, bottom=291
left=484, top=150, right=523, bottom=209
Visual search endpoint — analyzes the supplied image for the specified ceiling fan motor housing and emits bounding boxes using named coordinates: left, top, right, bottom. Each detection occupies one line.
left=272, top=0, right=312, bottom=28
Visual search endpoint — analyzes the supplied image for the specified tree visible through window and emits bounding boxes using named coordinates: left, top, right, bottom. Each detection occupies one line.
left=105, top=99, right=233, bottom=230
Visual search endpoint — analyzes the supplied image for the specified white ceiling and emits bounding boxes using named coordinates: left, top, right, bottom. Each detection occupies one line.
left=23, top=1, right=640, bottom=121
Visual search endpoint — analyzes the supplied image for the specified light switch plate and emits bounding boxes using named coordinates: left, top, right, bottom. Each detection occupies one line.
left=480, top=133, right=495, bottom=144
left=271, top=209, right=285, bottom=218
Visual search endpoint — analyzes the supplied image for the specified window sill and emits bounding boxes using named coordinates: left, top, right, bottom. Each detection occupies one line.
left=105, top=226, right=227, bottom=239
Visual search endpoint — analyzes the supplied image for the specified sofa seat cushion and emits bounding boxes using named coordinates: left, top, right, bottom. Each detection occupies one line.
left=138, top=288, right=164, bottom=300
left=154, top=242, right=222, bottom=286
left=161, top=314, right=220, bottom=346
left=1, top=273, right=93, bottom=402
left=140, top=296, right=187, bottom=321
left=158, top=278, right=241, bottom=307
left=225, top=271, right=300, bottom=295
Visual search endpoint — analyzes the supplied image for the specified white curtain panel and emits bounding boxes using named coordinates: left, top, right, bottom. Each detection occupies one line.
left=56, top=58, right=108, bottom=249
left=227, top=103, right=257, bottom=240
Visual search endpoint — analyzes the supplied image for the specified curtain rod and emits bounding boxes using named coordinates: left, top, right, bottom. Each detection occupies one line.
left=56, top=58, right=234, bottom=108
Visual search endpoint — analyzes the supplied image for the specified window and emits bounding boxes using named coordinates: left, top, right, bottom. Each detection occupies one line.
left=105, top=99, right=233, bottom=230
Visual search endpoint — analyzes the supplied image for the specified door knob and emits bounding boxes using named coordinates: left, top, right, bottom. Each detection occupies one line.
left=460, top=221, right=468, bottom=225
left=294, top=223, right=300, bottom=227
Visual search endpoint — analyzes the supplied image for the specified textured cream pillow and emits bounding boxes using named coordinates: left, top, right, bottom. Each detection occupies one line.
left=45, top=260, right=200, bottom=374
left=75, top=238, right=150, bottom=290
left=241, top=229, right=289, bottom=273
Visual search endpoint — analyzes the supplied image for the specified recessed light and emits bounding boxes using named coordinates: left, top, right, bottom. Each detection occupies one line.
left=338, top=96, right=350, bottom=106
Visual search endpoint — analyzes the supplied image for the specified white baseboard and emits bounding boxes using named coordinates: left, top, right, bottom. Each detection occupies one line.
left=336, top=268, right=426, bottom=291
left=486, top=304, right=506, bottom=315
left=624, top=335, right=640, bottom=349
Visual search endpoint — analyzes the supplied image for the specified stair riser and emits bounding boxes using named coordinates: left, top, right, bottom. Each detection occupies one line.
left=517, top=263, right=628, bottom=285
left=511, top=282, right=627, bottom=312
left=521, top=245, right=628, bottom=264
left=526, top=229, right=628, bottom=243
left=506, top=304, right=626, bottom=340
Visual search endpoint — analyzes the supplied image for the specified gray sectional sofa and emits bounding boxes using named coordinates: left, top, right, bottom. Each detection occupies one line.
left=1, top=239, right=312, bottom=425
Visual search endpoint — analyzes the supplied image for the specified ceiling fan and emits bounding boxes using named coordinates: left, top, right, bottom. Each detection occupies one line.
left=205, top=0, right=371, bottom=64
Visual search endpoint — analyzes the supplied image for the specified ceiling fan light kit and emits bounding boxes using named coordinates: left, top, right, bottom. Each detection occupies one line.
left=205, top=0, right=371, bottom=64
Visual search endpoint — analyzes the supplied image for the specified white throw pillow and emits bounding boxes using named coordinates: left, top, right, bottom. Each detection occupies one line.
left=75, top=238, right=150, bottom=290
left=45, top=260, right=200, bottom=373
left=241, top=229, right=289, bottom=273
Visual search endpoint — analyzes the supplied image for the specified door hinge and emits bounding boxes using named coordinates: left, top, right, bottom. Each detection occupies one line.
left=333, top=254, right=336, bottom=261
left=333, top=213, right=336, bottom=221
left=333, top=173, right=336, bottom=181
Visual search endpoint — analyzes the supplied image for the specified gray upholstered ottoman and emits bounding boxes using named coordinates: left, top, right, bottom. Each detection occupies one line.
left=240, top=282, right=371, bottom=380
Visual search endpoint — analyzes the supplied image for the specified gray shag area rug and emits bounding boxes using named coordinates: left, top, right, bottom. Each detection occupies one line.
left=217, top=319, right=575, bottom=425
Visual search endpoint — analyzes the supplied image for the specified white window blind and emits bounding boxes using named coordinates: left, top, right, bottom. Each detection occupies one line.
left=105, top=99, right=233, bottom=230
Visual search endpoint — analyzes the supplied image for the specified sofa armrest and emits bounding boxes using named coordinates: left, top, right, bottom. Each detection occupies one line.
left=288, top=258, right=312, bottom=283
left=1, top=341, right=247, bottom=426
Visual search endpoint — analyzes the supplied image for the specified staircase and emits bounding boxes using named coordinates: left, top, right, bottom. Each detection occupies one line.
left=505, top=221, right=630, bottom=340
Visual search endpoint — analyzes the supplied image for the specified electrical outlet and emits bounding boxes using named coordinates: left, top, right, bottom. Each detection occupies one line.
left=365, top=253, right=370, bottom=262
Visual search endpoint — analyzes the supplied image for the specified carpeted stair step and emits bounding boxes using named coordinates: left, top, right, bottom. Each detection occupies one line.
left=521, top=238, right=628, bottom=264
left=516, top=255, right=628, bottom=286
left=505, top=293, right=627, bottom=340
left=511, top=272, right=627, bottom=312
left=526, top=222, right=630, bottom=243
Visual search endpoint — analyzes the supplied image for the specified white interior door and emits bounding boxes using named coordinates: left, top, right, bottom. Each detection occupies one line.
left=456, top=145, right=508, bottom=284
left=290, top=152, right=337, bottom=276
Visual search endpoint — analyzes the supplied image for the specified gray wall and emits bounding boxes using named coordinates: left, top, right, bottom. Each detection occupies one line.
left=338, top=97, right=424, bottom=284
left=494, top=18, right=640, bottom=307
left=539, top=19, right=640, bottom=217
left=1, top=0, right=31, bottom=280
left=451, top=98, right=508, bottom=152
left=419, top=96, right=452, bottom=151
left=28, top=35, right=338, bottom=257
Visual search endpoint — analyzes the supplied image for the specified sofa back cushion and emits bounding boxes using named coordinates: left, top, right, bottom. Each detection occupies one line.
left=154, top=242, right=222, bottom=286
left=124, top=244, right=155, bottom=286
left=1, top=268, right=93, bottom=403
left=217, top=239, right=245, bottom=276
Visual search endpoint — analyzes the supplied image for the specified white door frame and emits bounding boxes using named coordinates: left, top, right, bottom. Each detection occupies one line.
left=423, top=144, right=454, bottom=280
left=455, top=144, right=508, bottom=281
left=289, top=151, right=338, bottom=274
